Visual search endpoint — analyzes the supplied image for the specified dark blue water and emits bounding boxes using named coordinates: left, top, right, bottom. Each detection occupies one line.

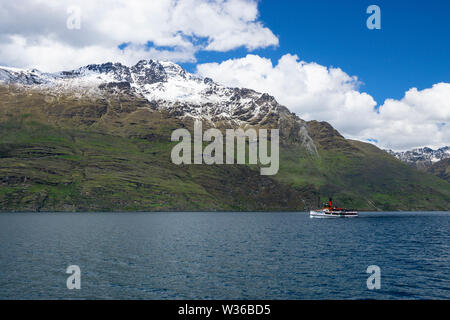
left=0, top=211, right=449, bottom=299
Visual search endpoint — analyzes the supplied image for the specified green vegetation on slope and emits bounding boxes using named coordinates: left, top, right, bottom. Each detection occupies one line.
left=272, top=121, right=450, bottom=211
left=0, top=85, right=309, bottom=211
left=0, top=85, right=449, bottom=211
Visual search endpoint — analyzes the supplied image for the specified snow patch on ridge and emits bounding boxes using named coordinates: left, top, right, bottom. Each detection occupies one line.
left=0, top=60, right=291, bottom=126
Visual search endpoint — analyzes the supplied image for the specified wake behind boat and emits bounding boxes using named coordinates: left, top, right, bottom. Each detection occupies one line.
left=310, top=198, right=358, bottom=218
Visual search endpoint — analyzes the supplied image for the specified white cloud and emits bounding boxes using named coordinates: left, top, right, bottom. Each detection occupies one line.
left=365, top=83, right=450, bottom=150
left=197, top=54, right=450, bottom=150
left=0, top=35, right=196, bottom=72
left=0, top=0, right=278, bottom=71
left=197, top=54, right=378, bottom=137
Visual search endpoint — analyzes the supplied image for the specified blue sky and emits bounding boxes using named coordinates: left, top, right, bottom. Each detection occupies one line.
left=183, top=0, right=450, bottom=105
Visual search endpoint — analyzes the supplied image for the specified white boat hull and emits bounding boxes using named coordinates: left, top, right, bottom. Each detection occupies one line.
left=310, top=210, right=358, bottom=218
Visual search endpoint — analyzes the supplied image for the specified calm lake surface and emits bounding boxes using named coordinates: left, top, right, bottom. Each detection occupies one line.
left=0, top=211, right=449, bottom=299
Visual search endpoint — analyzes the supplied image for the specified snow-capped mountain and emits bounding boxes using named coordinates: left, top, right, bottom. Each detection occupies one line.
left=0, top=60, right=290, bottom=126
left=0, top=60, right=319, bottom=154
left=386, top=146, right=450, bottom=169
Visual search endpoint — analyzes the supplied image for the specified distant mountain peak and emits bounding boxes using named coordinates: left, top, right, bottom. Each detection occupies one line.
left=387, top=146, right=450, bottom=169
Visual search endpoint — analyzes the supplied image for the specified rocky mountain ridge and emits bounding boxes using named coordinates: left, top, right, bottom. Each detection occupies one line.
left=0, top=60, right=317, bottom=153
left=386, top=146, right=450, bottom=169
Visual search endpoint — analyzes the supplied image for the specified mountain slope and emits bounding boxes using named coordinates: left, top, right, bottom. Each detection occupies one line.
left=0, top=84, right=314, bottom=212
left=272, top=120, right=450, bottom=211
left=0, top=61, right=449, bottom=211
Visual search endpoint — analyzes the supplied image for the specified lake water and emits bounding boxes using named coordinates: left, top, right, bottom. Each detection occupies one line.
left=0, top=211, right=449, bottom=299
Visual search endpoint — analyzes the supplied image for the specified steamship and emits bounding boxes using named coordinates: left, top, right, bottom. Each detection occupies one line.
left=310, top=198, right=358, bottom=218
